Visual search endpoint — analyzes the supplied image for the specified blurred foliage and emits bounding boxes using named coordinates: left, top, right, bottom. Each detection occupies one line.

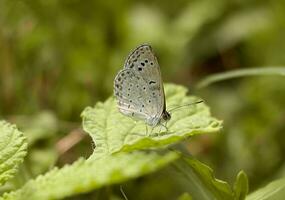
left=1, top=0, right=285, bottom=199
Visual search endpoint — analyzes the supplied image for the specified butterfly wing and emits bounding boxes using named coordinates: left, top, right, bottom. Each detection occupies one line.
left=114, top=69, right=149, bottom=122
left=123, top=44, right=166, bottom=125
left=114, top=68, right=165, bottom=126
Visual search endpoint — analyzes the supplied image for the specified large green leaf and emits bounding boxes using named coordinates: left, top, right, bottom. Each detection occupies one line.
left=0, top=121, right=28, bottom=186
left=246, top=177, right=285, bottom=200
left=174, top=156, right=248, bottom=200
left=1, top=151, right=178, bottom=200
left=82, top=84, right=222, bottom=159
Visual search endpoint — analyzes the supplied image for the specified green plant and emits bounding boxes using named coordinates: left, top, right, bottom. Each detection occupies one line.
left=0, top=84, right=284, bottom=199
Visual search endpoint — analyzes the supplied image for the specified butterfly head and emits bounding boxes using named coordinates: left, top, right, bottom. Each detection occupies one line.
left=161, top=110, right=171, bottom=123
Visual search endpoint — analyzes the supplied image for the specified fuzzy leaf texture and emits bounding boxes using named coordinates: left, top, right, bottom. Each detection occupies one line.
left=175, top=156, right=248, bottom=200
left=1, top=151, right=178, bottom=200
left=82, top=83, right=222, bottom=159
left=0, top=121, right=27, bottom=186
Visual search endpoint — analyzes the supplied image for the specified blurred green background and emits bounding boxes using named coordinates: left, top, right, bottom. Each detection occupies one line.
left=1, top=0, right=285, bottom=198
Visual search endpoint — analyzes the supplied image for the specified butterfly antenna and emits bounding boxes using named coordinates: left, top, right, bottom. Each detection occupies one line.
left=120, top=185, right=129, bottom=200
left=169, top=100, right=204, bottom=112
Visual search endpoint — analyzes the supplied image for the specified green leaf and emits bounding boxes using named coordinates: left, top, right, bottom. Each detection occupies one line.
left=174, top=156, right=248, bottom=200
left=234, top=171, right=248, bottom=200
left=81, top=83, right=222, bottom=159
left=0, top=121, right=28, bottom=186
left=197, top=67, right=285, bottom=88
left=1, top=151, right=179, bottom=200
left=246, top=177, right=285, bottom=200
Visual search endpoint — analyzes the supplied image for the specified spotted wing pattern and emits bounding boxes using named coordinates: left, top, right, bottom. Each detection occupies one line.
left=114, top=44, right=166, bottom=126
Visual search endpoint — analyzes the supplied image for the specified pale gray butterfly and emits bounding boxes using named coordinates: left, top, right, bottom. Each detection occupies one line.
left=114, top=44, right=171, bottom=127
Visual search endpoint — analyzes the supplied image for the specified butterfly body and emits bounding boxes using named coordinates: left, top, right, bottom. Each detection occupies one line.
left=114, top=44, right=170, bottom=127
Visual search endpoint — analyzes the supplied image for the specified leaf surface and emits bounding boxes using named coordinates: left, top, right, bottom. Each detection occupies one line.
left=1, top=152, right=178, bottom=200
left=82, top=84, right=222, bottom=159
left=0, top=121, right=27, bottom=186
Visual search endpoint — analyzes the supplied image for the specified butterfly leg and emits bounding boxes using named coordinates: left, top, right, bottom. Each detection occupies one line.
left=145, top=125, right=149, bottom=136
left=154, top=123, right=165, bottom=137
left=165, top=121, right=169, bottom=132
left=156, top=125, right=162, bottom=136
left=160, top=122, right=169, bottom=134
left=150, top=126, right=156, bottom=137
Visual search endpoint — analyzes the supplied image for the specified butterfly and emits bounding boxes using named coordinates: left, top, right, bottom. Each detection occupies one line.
left=114, top=44, right=171, bottom=127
